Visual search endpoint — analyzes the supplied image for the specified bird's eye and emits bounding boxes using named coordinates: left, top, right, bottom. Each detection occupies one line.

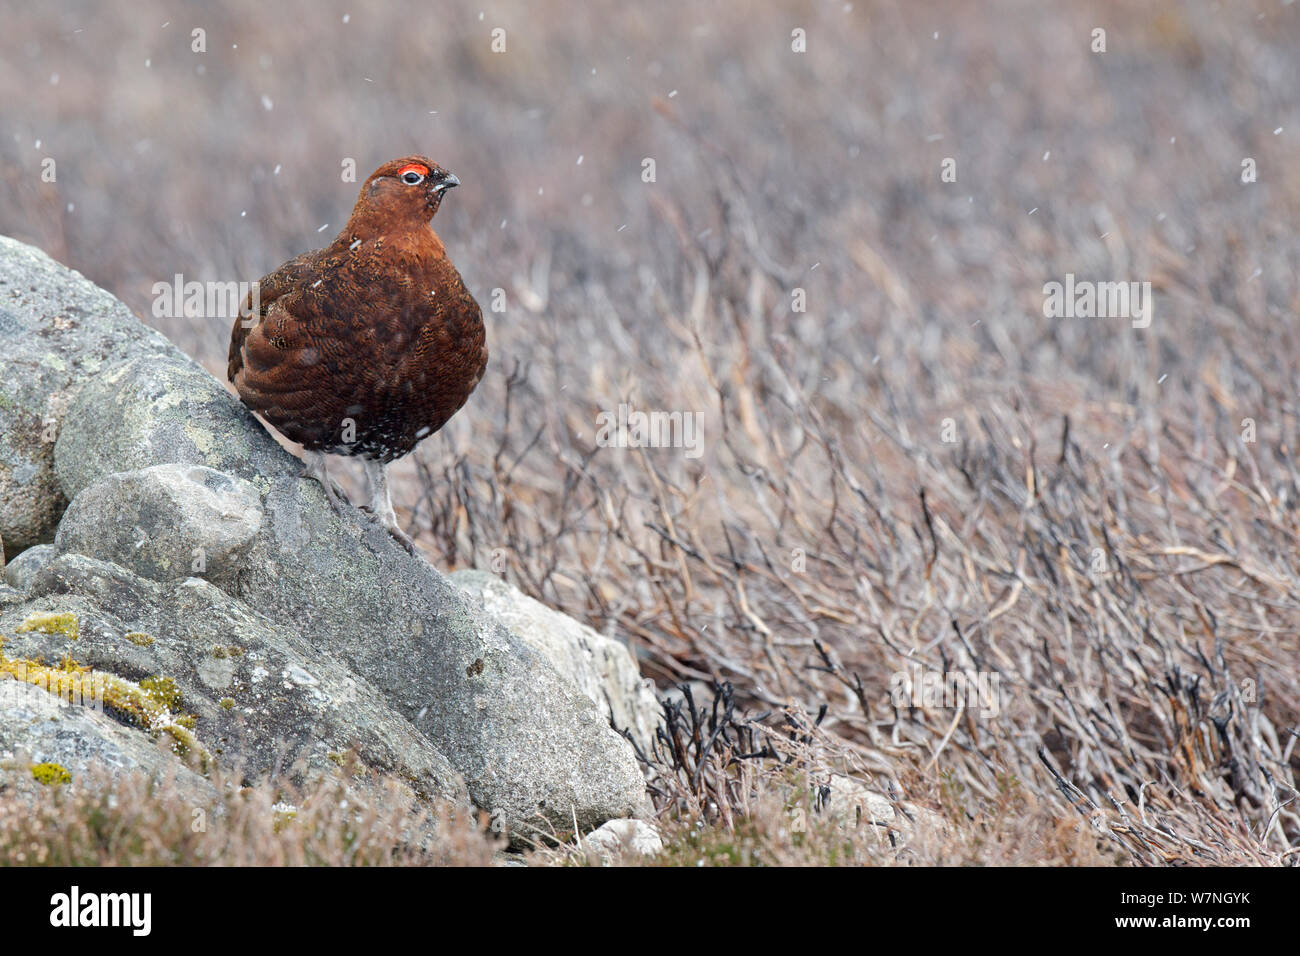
left=402, top=171, right=425, bottom=185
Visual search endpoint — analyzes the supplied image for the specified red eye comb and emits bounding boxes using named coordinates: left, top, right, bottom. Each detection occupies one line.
left=397, top=163, right=429, bottom=178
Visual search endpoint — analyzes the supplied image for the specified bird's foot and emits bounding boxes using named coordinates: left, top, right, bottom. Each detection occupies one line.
left=361, top=457, right=418, bottom=556
left=302, top=451, right=350, bottom=515
left=379, top=514, right=417, bottom=556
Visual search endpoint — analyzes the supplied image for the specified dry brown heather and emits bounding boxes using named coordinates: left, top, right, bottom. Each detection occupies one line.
left=0, top=765, right=501, bottom=866
left=3, top=1, right=1300, bottom=865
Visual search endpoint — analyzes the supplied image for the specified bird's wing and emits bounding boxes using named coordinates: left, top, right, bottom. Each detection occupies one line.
left=227, top=250, right=320, bottom=384
left=228, top=251, right=378, bottom=450
left=227, top=287, right=346, bottom=449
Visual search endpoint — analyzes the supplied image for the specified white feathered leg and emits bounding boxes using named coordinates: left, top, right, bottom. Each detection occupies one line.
left=363, top=457, right=416, bottom=555
left=302, top=450, right=349, bottom=514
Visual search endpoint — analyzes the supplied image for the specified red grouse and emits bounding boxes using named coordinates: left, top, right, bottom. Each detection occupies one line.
left=228, top=156, right=487, bottom=553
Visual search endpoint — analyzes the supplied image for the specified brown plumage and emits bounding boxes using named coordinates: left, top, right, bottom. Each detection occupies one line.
left=228, top=156, right=487, bottom=553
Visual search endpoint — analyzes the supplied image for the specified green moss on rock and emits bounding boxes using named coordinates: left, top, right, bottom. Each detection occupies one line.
left=15, top=612, right=79, bottom=641
left=0, top=648, right=207, bottom=769
left=139, top=675, right=181, bottom=711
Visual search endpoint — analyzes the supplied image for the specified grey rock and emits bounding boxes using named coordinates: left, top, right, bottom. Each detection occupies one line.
left=53, top=353, right=299, bottom=503
left=1, top=552, right=468, bottom=806
left=0, top=235, right=177, bottom=556
left=0, top=583, right=27, bottom=609
left=583, top=818, right=663, bottom=858
left=237, top=476, right=649, bottom=839
left=52, top=360, right=650, bottom=834
left=4, top=543, right=55, bottom=592
left=56, top=464, right=263, bottom=589
left=452, top=569, right=662, bottom=754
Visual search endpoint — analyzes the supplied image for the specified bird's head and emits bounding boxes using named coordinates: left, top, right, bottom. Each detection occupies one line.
left=352, top=155, right=460, bottom=230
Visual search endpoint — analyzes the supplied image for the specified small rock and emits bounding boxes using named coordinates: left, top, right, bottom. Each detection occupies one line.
left=55, top=463, right=262, bottom=588
left=452, top=570, right=662, bottom=754
left=820, top=774, right=945, bottom=846
left=583, top=818, right=663, bottom=858
left=4, top=544, right=55, bottom=592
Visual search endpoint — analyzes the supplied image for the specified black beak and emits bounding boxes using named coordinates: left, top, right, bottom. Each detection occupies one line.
left=433, top=172, right=460, bottom=194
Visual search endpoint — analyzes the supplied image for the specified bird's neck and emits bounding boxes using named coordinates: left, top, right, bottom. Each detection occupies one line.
left=338, top=218, right=445, bottom=258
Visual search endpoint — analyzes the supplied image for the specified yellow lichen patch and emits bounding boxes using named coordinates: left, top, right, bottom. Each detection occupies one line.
left=0, top=652, right=93, bottom=705
left=271, top=802, right=298, bottom=833
left=159, top=721, right=202, bottom=763
left=15, top=612, right=80, bottom=641
left=123, top=632, right=155, bottom=647
left=97, top=673, right=169, bottom=727
left=139, top=675, right=181, bottom=712
left=30, top=762, right=72, bottom=786
left=183, top=421, right=218, bottom=457
left=0, top=647, right=208, bottom=770
left=218, top=697, right=236, bottom=710
left=56, top=653, right=91, bottom=674
left=210, top=645, right=244, bottom=659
